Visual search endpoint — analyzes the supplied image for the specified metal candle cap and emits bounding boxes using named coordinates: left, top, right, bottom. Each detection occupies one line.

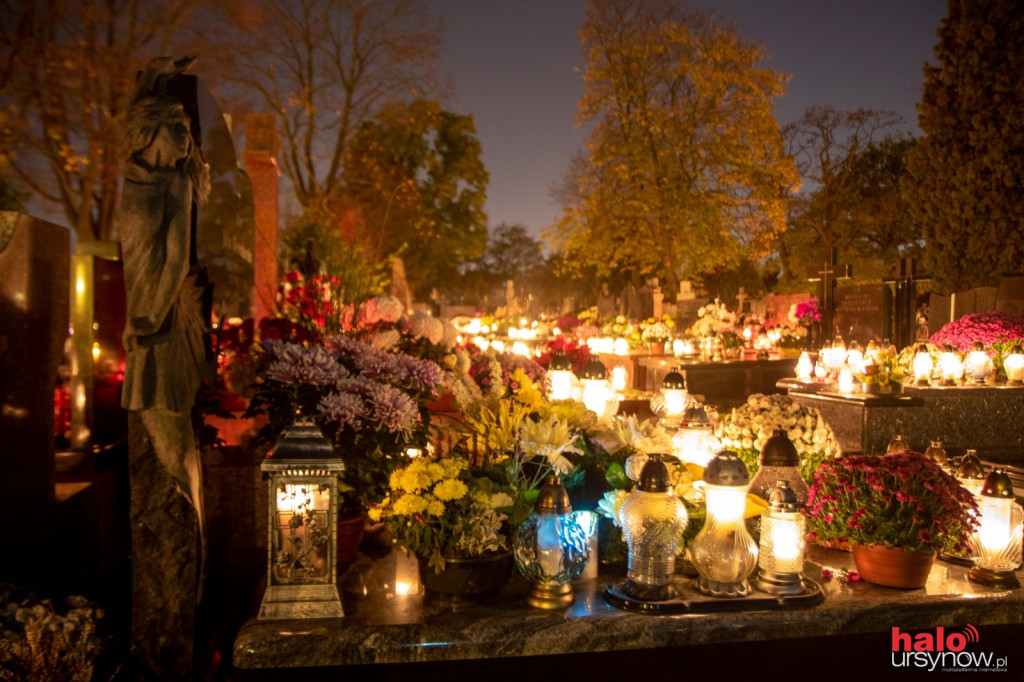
left=268, top=417, right=334, bottom=460
left=702, top=450, right=750, bottom=486
left=956, top=450, right=986, bottom=480
left=578, top=355, right=607, bottom=381
left=768, top=480, right=799, bottom=511
left=661, top=369, right=686, bottom=390
left=534, top=476, right=573, bottom=514
left=980, top=468, right=1015, bottom=499
left=637, top=454, right=672, bottom=493
left=759, top=429, right=799, bottom=467
left=680, top=404, right=710, bottom=427
left=549, top=352, right=573, bottom=372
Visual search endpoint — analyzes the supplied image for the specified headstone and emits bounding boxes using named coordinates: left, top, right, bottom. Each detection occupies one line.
left=678, top=280, right=695, bottom=300
left=928, top=293, right=952, bottom=338
left=652, top=283, right=664, bottom=320
left=638, top=280, right=654, bottom=320
left=807, top=247, right=852, bottom=342
left=390, top=257, right=412, bottom=313
left=622, top=282, right=640, bottom=320
left=596, top=282, right=616, bottom=320
left=0, top=212, right=68, bottom=519
left=244, top=113, right=279, bottom=323
left=995, top=275, right=1024, bottom=316
left=833, top=284, right=892, bottom=346
left=196, top=84, right=253, bottom=321
left=953, top=287, right=999, bottom=319
left=764, top=293, right=811, bottom=326
left=505, top=279, right=517, bottom=312
left=736, top=287, right=748, bottom=313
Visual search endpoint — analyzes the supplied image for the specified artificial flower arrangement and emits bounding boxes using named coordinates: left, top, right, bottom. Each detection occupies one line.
left=367, top=456, right=514, bottom=573
left=855, top=344, right=906, bottom=390
left=805, top=451, right=977, bottom=556
left=716, top=393, right=842, bottom=484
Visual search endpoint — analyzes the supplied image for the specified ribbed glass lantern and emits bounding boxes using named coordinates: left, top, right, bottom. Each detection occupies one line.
left=913, top=344, right=933, bottom=386
left=578, top=355, right=617, bottom=419
left=259, top=417, right=345, bottom=620
left=748, top=429, right=808, bottom=505
left=547, top=351, right=575, bottom=401
left=968, top=469, right=1023, bottom=589
left=924, top=440, right=948, bottom=466
left=671, top=403, right=716, bottom=467
left=513, top=476, right=590, bottom=608
left=887, top=434, right=910, bottom=455
left=649, top=368, right=688, bottom=428
left=691, top=451, right=758, bottom=598
left=938, top=344, right=963, bottom=386
left=619, top=454, right=689, bottom=601
left=965, top=341, right=993, bottom=385
left=1005, top=343, right=1024, bottom=386
left=755, top=481, right=807, bottom=596
left=955, top=449, right=987, bottom=498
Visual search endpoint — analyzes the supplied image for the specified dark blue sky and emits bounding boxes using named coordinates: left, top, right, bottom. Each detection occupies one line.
left=429, top=0, right=949, bottom=239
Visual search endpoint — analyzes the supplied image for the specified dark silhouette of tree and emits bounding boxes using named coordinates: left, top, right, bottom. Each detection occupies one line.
left=904, top=0, right=1024, bottom=294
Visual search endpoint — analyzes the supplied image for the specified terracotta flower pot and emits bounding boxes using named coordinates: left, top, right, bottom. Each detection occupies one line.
left=851, top=543, right=936, bottom=589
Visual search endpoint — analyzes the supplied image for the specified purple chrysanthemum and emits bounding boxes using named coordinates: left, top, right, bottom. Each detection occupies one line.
left=318, top=391, right=367, bottom=430
left=366, top=383, right=419, bottom=437
left=263, top=340, right=345, bottom=385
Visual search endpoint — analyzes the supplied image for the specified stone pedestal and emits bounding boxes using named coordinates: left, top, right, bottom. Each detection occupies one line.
left=0, top=213, right=68, bottom=518
left=128, top=412, right=201, bottom=681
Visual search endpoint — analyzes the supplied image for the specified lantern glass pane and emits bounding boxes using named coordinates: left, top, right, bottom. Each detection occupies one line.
left=759, top=510, right=806, bottom=574
left=271, top=479, right=333, bottom=586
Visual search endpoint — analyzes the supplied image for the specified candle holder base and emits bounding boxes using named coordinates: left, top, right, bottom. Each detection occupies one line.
left=968, top=565, right=1021, bottom=589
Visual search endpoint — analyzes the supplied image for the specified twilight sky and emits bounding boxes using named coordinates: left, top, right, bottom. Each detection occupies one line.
left=429, top=0, right=949, bottom=239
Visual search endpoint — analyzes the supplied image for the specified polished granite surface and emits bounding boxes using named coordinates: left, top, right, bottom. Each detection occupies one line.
left=233, top=546, right=1024, bottom=669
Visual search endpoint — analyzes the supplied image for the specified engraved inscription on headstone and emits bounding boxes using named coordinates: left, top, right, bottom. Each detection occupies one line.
left=833, top=284, right=891, bottom=345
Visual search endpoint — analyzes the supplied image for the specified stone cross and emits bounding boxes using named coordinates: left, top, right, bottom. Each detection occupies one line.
left=807, top=247, right=852, bottom=343
left=736, top=287, right=748, bottom=313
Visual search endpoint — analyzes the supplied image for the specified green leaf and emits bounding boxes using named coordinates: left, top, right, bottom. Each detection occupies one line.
left=605, top=462, right=629, bottom=490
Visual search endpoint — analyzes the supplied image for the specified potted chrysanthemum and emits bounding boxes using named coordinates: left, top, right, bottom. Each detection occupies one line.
left=805, top=451, right=978, bottom=588
left=369, top=456, right=515, bottom=594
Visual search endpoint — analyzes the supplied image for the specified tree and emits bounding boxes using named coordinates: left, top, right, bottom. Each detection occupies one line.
left=546, top=0, right=797, bottom=300
left=342, top=99, right=488, bottom=299
left=0, top=0, right=201, bottom=242
left=903, top=0, right=1024, bottom=294
left=206, top=0, right=442, bottom=208
left=483, top=224, right=544, bottom=285
left=779, top=107, right=916, bottom=289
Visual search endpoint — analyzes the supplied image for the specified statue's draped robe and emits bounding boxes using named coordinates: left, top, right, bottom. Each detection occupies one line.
left=120, top=158, right=206, bottom=414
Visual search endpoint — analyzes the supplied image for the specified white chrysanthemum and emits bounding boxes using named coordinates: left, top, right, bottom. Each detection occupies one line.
left=370, top=328, right=401, bottom=350
left=409, top=310, right=445, bottom=344
left=371, top=294, right=404, bottom=322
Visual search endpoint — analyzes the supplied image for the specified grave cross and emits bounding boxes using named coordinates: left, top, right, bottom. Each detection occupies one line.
left=736, top=286, right=748, bottom=313
left=883, top=257, right=931, bottom=349
left=807, top=247, right=852, bottom=344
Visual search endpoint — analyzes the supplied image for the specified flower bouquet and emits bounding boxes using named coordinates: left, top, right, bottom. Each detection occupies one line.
left=855, top=345, right=906, bottom=392
left=640, top=318, right=673, bottom=345
left=805, top=452, right=977, bottom=581
left=369, top=456, right=514, bottom=574
left=790, top=298, right=822, bottom=327
left=716, top=393, right=842, bottom=484
left=691, top=300, right=735, bottom=338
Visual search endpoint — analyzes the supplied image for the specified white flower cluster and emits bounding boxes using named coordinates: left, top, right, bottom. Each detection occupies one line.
left=641, top=321, right=672, bottom=343
left=691, top=300, right=736, bottom=337
left=409, top=310, right=445, bottom=344
left=716, top=393, right=841, bottom=460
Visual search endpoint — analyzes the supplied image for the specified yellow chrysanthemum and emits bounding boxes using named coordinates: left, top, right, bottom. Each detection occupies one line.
left=367, top=507, right=383, bottom=522
left=439, top=457, right=467, bottom=479
left=426, top=500, right=444, bottom=516
left=393, top=494, right=428, bottom=516
left=433, top=478, right=468, bottom=502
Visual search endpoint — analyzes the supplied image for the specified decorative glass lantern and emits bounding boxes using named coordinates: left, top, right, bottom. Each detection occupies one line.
left=259, top=418, right=345, bottom=620
left=650, top=368, right=688, bottom=428
left=955, top=449, right=988, bottom=498
left=619, top=454, right=689, bottom=601
left=827, top=335, right=847, bottom=373
left=913, top=344, right=933, bottom=386
left=691, top=451, right=759, bottom=597
left=938, top=345, right=963, bottom=386
left=924, top=440, right=948, bottom=466
left=887, top=434, right=910, bottom=455
left=547, top=351, right=575, bottom=401
left=837, top=366, right=855, bottom=393
left=748, top=429, right=808, bottom=505
left=671, top=403, right=716, bottom=467
left=795, top=351, right=813, bottom=380
left=968, top=468, right=1023, bottom=589
left=609, top=362, right=630, bottom=393
left=755, top=481, right=808, bottom=596
left=579, top=355, right=616, bottom=418
left=513, top=476, right=590, bottom=608
left=846, top=341, right=864, bottom=374
left=965, top=341, right=993, bottom=385
left=1004, top=343, right=1024, bottom=386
